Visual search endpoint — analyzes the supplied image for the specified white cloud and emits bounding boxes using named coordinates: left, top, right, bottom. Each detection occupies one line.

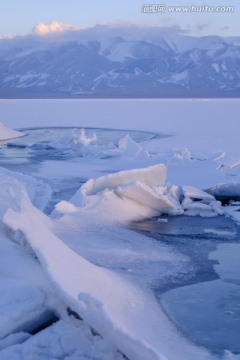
left=33, top=21, right=81, bottom=36
left=0, top=33, right=14, bottom=40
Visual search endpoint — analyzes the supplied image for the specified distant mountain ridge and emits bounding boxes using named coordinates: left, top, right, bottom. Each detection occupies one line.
left=0, top=33, right=240, bottom=98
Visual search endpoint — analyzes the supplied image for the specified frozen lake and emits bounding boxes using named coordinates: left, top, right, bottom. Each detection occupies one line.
left=1, top=124, right=240, bottom=357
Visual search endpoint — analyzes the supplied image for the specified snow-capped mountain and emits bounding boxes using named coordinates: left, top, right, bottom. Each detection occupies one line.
left=0, top=33, right=239, bottom=98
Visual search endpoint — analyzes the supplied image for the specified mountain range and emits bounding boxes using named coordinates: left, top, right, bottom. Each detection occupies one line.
left=0, top=31, right=239, bottom=98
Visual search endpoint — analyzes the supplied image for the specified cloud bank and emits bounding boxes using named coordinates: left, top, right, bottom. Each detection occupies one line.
left=33, top=21, right=81, bottom=36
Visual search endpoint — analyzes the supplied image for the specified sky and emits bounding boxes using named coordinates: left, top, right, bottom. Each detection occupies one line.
left=0, top=0, right=239, bottom=38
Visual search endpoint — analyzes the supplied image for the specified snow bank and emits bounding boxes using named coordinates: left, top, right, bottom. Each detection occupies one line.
left=69, top=165, right=223, bottom=222
left=0, top=123, right=24, bottom=141
left=3, top=173, right=214, bottom=360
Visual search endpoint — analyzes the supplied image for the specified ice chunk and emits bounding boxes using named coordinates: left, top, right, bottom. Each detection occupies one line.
left=118, top=134, right=149, bottom=158
left=116, top=181, right=183, bottom=216
left=181, top=197, right=193, bottom=207
left=70, top=164, right=224, bottom=221
left=79, top=128, right=97, bottom=145
left=55, top=200, right=79, bottom=214
left=82, top=164, right=166, bottom=197
left=77, top=164, right=185, bottom=221
left=181, top=185, right=222, bottom=217
left=184, top=209, right=218, bottom=218
left=182, top=201, right=222, bottom=217
left=167, top=184, right=183, bottom=204
left=182, top=202, right=212, bottom=212
left=0, top=123, right=24, bottom=141
left=182, top=185, right=215, bottom=202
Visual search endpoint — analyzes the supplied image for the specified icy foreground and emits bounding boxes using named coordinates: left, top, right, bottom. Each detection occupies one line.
left=1, top=167, right=215, bottom=360
left=1, top=100, right=240, bottom=359
left=0, top=123, right=24, bottom=141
